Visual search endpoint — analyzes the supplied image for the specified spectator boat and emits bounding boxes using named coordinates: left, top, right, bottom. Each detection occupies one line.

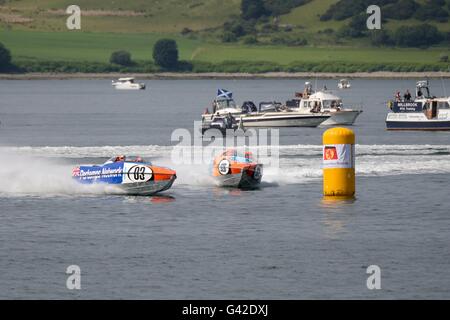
left=386, top=80, right=450, bottom=130
left=201, top=89, right=330, bottom=129
left=111, top=77, right=146, bottom=90
left=286, top=82, right=362, bottom=125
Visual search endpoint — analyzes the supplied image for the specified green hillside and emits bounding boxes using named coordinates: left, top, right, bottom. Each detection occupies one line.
left=0, top=0, right=449, bottom=73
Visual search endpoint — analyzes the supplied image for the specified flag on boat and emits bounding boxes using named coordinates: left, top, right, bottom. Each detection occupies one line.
left=217, top=89, right=232, bottom=99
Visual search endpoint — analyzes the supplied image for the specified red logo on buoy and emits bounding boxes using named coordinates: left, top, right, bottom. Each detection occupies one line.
left=324, top=146, right=338, bottom=160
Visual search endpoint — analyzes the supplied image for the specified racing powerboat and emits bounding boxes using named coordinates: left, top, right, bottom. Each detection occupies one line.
left=201, top=89, right=330, bottom=129
left=72, top=155, right=176, bottom=195
left=386, top=80, right=450, bottom=130
left=286, top=82, right=362, bottom=125
left=112, top=77, right=146, bottom=90
left=212, top=149, right=263, bottom=189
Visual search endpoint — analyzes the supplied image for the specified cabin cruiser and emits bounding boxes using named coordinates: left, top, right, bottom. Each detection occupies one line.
left=201, top=89, right=330, bottom=130
left=212, top=149, right=262, bottom=189
left=112, top=77, right=146, bottom=90
left=72, top=155, right=176, bottom=195
left=286, top=82, right=362, bottom=125
left=338, top=79, right=351, bottom=89
left=386, top=80, right=450, bottom=130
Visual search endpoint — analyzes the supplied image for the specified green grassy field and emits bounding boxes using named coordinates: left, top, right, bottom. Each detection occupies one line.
left=0, top=0, right=240, bottom=32
left=1, top=30, right=448, bottom=66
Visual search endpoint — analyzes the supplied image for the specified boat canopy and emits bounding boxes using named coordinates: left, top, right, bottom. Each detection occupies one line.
left=117, top=77, right=135, bottom=82
left=215, top=98, right=237, bottom=111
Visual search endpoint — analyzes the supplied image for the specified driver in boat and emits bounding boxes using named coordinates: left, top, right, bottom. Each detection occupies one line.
left=135, top=156, right=144, bottom=163
left=115, top=155, right=126, bottom=162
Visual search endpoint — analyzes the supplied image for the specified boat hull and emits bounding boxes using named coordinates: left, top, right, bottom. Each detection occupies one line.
left=386, top=112, right=450, bottom=130
left=321, top=110, right=362, bottom=126
left=241, top=114, right=329, bottom=127
left=214, top=167, right=262, bottom=189
left=114, top=176, right=176, bottom=195
left=386, top=120, right=450, bottom=130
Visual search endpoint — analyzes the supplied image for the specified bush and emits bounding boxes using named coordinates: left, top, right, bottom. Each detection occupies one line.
left=414, top=3, right=449, bottom=22
left=241, top=0, right=267, bottom=20
left=0, top=42, right=12, bottom=69
left=370, top=29, right=393, bottom=46
left=383, top=0, right=418, bottom=20
left=394, top=24, right=444, bottom=47
left=242, top=35, right=258, bottom=44
left=221, top=32, right=238, bottom=42
left=439, top=53, right=449, bottom=62
left=109, top=50, right=132, bottom=66
left=263, top=0, right=310, bottom=16
left=181, top=27, right=193, bottom=35
left=152, top=39, right=179, bottom=69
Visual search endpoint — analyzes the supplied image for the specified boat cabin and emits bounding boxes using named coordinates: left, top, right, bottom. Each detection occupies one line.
left=298, top=91, right=343, bottom=112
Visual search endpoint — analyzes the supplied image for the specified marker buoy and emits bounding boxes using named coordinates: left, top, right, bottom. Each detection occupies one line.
left=322, top=127, right=355, bottom=200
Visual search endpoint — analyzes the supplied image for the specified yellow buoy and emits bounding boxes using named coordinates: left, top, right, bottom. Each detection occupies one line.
left=322, top=127, right=355, bottom=200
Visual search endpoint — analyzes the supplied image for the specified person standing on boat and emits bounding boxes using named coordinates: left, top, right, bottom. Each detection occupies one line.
left=404, top=90, right=412, bottom=101
left=395, top=91, right=401, bottom=102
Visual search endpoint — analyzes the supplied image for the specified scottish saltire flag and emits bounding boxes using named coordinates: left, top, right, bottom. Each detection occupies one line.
left=217, top=89, right=232, bottom=99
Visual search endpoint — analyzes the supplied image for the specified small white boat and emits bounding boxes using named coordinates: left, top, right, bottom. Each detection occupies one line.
left=338, top=79, right=351, bottom=89
left=112, top=77, right=146, bottom=90
left=287, top=83, right=362, bottom=125
left=386, top=80, right=450, bottom=130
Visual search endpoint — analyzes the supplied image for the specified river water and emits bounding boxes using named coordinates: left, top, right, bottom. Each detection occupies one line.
left=0, top=78, right=450, bottom=299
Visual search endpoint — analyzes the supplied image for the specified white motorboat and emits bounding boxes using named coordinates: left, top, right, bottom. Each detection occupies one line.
left=201, top=89, right=330, bottom=129
left=286, top=82, right=362, bottom=125
left=338, top=78, right=351, bottom=89
left=386, top=80, right=450, bottom=130
left=111, top=77, right=146, bottom=90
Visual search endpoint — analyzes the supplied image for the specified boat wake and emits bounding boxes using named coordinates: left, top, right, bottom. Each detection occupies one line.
left=1, top=144, right=449, bottom=196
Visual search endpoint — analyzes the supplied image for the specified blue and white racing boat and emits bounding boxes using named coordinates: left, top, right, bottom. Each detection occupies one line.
left=386, top=81, right=450, bottom=130
left=72, top=155, right=176, bottom=195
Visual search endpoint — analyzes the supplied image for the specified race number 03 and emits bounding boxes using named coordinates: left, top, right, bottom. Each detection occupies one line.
left=127, top=165, right=152, bottom=182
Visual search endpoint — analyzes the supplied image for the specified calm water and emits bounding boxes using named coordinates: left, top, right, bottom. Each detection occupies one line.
left=0, top=79, right=450, bottom=299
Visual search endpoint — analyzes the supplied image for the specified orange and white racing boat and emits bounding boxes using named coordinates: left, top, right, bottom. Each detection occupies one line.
left=212, top=149, right=263, bottom=189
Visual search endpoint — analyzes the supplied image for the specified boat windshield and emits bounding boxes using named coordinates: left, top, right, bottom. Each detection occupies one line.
left=221, top=149, right=255, bottom=163
left=216, top=99, right=237, bottom=110
left=322, top=99, right=342, bottom=109
left=104, top=155, right=150, bottom=164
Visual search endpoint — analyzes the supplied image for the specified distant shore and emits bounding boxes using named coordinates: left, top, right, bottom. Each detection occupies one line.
left=1, top=71, right=450, bottom=80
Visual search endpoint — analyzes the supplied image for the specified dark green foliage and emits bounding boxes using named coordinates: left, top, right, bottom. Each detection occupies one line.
left=439, top=53, right=449, bottom=62
left=242, top=35, right=258, bottom=44
left=0, top=42, right=12, bottom=69
left=222, top=19, right=256, bottom=40
left=241, top=0, right=267, bottom=20
left=321, top=0, right=396, bottom=21
left=263, top=0, right=310, bottom=16
left=414, top=2, right=449, bottom=22
left=370, top=29, right=393, bottom=46
left=270, top=35, right=307, bottom=46
left=221, top=32, right=238, bottom=42
left=337, top=14, right=368, bottom=38
left=109, top=50, right=132, bottom=66
left=152, top=39, right=179, bottom=69
left=394, top=24, right=444, bottom=47
left=383, top=0, right=418, bottom=20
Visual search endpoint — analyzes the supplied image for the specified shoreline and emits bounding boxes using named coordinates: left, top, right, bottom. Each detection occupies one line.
left=1, top=71, right=450, bottom=80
